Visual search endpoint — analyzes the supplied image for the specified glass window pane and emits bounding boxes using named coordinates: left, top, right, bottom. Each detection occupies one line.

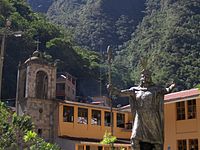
left=78, top=108, right=88, bottom=124
left=176, top=102, right=185, bottom=120
left=105, top=111, right=111, bottom=126
left=63, top=106, right=74, bottom=122
left=187, top=99, right=196, bottom=119
left=189, top=139, right=198, bottom=150
left=117, top=113, right=125, bottom=128
left=91, top=110, right=101, bottom=125
left=177, top=140, right=187, bottom=150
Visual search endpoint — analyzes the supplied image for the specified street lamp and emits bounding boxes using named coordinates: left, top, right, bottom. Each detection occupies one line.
left=0, top=19, right=22, bottom=99
left=107, top=45, right=114, bottom=150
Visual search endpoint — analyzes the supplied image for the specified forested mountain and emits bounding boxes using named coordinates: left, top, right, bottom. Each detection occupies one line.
left=114, top=0, right=200, bottom=90
left=1, top=0, right=200, bottom=99
left=29, top=0, right=200, bottom=91
left=0, top=0, right=100, bottom=99
left=46, top=0, right=145, bottom=51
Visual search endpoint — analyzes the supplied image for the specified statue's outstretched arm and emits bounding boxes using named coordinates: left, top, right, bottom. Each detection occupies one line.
left=121, top=87, right=136, bottom=97
left=166, top=83, right=176, bottom=93
left=107, top=84, right=135, bottom=97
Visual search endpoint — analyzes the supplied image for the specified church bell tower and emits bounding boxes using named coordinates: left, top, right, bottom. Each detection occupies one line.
left=16, top=50, right=57, bottom=141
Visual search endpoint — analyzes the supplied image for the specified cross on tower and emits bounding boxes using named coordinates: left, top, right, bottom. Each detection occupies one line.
left=35, top=39, right=41, bottom=51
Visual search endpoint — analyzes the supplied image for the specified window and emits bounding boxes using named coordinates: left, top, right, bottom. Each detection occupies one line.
left=56, top=83, right=65, bottom=91
left=177, top=140, right=187, bottom=150
left=176, top=101, right=185, bottom=120
left=63, top=106, right=74, bottom=122
left=105, top=111, right=112, bottom=126
left=187, top=99, right=196, bottom=119
left=189, top=139, right=198, bottom=150
left=91, top=110, right=101, bottom=125
left=78, top=108, right=88, bottom=124
left=117, top=113, right=125, bottom=128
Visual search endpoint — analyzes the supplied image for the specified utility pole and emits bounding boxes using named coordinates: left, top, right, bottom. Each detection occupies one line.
left=0, top=19, right=22, bottom=99
left=107, top=45, right=114, bottom=150
left=0, top=19, right=11, bottom=99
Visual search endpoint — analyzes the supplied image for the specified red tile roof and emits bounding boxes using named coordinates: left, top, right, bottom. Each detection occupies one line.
left=164, top=88, right=200, bottom=102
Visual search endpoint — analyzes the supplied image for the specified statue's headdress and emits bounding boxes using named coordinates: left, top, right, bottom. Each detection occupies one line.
left=140, top=57, right=151, bottom=76
left=139, top=57, right=153, bottom=85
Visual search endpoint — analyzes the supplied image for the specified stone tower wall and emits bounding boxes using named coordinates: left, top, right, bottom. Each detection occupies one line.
left=16, top=57, right=58, bottom=142
left=25, top=63, right=56, bottom=99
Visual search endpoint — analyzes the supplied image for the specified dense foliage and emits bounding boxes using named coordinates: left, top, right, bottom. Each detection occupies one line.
left=32, top=0, right=200, bottom=91
left=100, top=131, right=116, bottom=145
left=1, top=0, right=200, bottom=99
left=114, top=0, right=200, bottom=90
left=47, top=0, right=145, bottom=51
left=0, top=102, right=60, bottom=150
left=0, top=0, right=100, bottom=98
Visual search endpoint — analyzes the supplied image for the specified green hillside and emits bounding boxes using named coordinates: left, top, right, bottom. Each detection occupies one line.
left=114, top=0, right=200, bottom=90
left=47, top=0, right=145, bottom=51
left=1, top=0, right=200, bottom=99
left=0, top=0, right=100, bottom=98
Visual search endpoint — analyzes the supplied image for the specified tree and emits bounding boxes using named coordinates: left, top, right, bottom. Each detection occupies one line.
left=24, top=131, right=60, bottom=150
left=100, top=131, right=117, bottom=149
left=0, top=102, right=60, bottom=150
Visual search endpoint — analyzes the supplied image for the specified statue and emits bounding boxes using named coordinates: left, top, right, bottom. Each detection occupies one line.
left=107, top=62, right=175, bottom=150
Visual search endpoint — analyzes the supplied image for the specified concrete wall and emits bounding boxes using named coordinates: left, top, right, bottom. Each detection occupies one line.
left=55, top=137, right=76, bottom=150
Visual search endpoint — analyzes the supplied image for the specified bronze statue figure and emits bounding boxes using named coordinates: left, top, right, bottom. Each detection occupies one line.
left=107, top=68, right=175, bottom=150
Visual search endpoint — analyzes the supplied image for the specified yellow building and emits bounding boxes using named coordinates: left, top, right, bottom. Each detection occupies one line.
left=164, top=88, right=200, bottom=150
left=56, top=100, right=132, bottom=150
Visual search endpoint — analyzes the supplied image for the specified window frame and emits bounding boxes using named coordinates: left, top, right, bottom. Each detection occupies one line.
left=56, top=83, right=65, bottom=91
left=187, top=99, right=196, bottom=119
left=63, top=106, right=74, bottom=123
left=177, top=139, right=187, bottom=150
left=117, top=113, right=125, bottom=128
left=91, top=109, right=101, bottom=126
left=176, top=101, right=186, bottom=120
left=189, top=139, right=198, bottom=150
left=78, top=107, right=88, bottom=124
left=104, top=111, right=113, bottom=126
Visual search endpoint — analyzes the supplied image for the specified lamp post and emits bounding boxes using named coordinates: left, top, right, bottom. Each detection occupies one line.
left=107, top=45, right=114, bottom=150
left=0, top=19, right=22, bottom=99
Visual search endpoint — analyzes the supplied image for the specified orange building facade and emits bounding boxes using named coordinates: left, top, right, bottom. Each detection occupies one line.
left=164, top=88, right=200, bottom=150
left=56, top=100, right=132, bottom=150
